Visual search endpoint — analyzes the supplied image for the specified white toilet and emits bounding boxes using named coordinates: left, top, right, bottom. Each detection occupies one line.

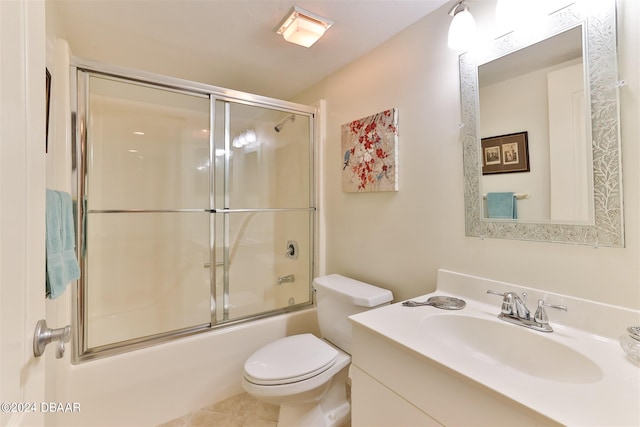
left=242, top=274, right=393, bottom=427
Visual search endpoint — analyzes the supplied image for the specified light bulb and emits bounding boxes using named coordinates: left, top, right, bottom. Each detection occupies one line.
left=448, top=9, right=477, bottom=51
left=244, top=130, right=257, bottom=144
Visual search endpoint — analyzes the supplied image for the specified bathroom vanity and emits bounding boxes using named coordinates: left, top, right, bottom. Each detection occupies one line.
left=348, top=270, right=640, bottom=426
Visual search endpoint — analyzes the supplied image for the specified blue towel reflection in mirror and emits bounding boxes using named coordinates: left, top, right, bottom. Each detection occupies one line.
left=46, top=189, right=80, bottom=299
left=486, top=192, right=517, bottom=219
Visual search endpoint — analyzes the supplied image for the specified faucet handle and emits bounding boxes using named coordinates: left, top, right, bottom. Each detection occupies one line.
left=486, top=290, right=514, bottom=315
left=486, top=290, right=505, bottom=297
left=534, top=300, right=568, bottom=325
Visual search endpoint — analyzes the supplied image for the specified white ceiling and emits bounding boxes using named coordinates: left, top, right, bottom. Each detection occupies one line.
left=52, top=0, right=450, bottom=100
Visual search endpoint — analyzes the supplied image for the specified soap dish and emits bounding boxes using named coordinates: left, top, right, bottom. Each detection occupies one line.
left=620, top=326, right=640, bottom=364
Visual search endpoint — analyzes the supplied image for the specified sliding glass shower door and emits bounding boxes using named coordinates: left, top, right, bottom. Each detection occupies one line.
left=83, top=75, right=212, bottom=349
left=213, top=101, right=313, bottom=322
left=76, top=70, right=314, bottom=359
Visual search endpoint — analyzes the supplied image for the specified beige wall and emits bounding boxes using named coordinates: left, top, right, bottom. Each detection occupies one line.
left=296, top=0, right=640, bottom=309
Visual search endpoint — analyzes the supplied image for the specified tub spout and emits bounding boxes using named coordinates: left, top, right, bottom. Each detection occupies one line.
left=278, top=274, right=295, bottom=285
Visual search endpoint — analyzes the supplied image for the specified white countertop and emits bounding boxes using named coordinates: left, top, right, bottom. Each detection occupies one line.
left=349, top=270, right=640, bottom=426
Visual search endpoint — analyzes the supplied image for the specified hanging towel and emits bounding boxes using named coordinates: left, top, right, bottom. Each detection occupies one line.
left=46, top=189, right=81, bottom=299
left=486, top=192, right=518, bottom=219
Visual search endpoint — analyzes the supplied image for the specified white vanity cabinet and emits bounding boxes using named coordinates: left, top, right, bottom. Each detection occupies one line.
left=348, top=270, right=640, bottom=426
left=350, top=365, right=441, bottom=427
left=349, top=323, right=559, bottom=427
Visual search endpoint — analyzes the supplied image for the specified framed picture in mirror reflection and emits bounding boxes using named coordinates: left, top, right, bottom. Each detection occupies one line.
left=481, top=131, right=529, bottom=175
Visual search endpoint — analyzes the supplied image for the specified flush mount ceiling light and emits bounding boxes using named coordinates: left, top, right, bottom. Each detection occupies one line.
left=447, top=0, right=477, bottom=51
left=276, top=6, right=334, bottom=48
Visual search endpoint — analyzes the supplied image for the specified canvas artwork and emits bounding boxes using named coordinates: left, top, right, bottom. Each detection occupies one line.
left=341, top=108, right=398, bottom=192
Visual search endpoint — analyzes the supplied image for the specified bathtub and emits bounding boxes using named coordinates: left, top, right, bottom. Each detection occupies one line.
left=50, top=308, right=319, bottom=427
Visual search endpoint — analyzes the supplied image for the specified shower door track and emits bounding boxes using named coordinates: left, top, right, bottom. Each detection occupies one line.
left=216, top=208, right=316, bottom=213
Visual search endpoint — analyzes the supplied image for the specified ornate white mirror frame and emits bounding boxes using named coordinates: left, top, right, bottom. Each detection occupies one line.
left=460, top=0, right=624, bottom=246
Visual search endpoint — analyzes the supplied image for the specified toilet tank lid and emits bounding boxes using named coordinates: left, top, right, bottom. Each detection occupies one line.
left=313, top=274, right=393, bottom=307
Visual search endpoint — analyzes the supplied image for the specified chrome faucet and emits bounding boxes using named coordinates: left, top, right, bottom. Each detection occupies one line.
left=504, top=291, right=530, bottom=319
left=487, top=290, right=567, bottom=332
left=277, top=274, right=295, bottom=285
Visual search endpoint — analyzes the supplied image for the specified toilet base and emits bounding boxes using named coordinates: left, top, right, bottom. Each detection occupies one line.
left=277, top=366, right=350, bottom=427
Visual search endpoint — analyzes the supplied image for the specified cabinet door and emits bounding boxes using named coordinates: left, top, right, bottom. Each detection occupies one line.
left=350, top=366, right=442, bottom=427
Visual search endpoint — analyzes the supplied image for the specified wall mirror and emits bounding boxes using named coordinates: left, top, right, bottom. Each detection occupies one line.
left=460, top=0, right=624, bottom=246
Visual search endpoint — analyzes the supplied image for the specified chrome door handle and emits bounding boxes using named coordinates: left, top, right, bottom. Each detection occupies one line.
left=33, top=319, right=71, bottom=359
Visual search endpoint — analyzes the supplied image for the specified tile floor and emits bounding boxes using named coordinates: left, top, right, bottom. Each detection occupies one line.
left=157, top=393, right=279, bottom=427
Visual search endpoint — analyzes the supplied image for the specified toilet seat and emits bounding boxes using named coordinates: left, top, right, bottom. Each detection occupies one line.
left=244, top=334, right=338, bottom=385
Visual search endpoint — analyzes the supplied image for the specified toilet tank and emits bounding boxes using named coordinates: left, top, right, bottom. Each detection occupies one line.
left=313, top=274, right=393, bottom=354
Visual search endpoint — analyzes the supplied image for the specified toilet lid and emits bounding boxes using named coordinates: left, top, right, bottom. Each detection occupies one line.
left=244, top=334, right=338, bottom=385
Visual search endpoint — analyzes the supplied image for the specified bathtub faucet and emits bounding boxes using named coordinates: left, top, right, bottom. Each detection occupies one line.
left=278, top=274, right=295, bottom=285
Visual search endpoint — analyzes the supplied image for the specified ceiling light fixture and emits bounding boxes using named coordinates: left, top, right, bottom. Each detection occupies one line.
left=276, top=6, right=334, bottom=48
left=447, top=0, right=477, bottom=51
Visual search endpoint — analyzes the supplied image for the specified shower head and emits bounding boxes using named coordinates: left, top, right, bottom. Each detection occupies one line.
left=274, top=114, right=295, bottom=132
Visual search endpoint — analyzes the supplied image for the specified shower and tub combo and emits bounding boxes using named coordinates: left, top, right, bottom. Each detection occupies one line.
left=72, top=64, right=317, bottom=360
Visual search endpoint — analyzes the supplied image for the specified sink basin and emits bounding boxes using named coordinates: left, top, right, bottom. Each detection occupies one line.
left=421, top=314, right=603, bottom=384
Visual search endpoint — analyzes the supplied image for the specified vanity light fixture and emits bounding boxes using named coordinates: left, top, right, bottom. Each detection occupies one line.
left=447, top=0, right=477, bottom=51
left=276, top=6, right=334, bottom=48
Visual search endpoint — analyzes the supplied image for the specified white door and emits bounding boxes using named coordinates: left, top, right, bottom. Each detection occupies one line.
left=548, top=62, right=592, bottom=222
left=0, top=1, right=47, bottom=426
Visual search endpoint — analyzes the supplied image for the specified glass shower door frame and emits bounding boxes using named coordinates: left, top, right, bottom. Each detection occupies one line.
left=216, top=100, right=317, bottom=323
left=72, top=61, right=316, bottom=363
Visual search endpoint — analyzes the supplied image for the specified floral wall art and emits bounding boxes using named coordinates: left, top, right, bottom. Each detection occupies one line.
left=341, top=108, right=398, bottom=192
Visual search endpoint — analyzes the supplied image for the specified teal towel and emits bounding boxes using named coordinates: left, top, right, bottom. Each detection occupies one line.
left=46, top=190, right=80, bottom=299
left=487, top=192, right=517, bottom=219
